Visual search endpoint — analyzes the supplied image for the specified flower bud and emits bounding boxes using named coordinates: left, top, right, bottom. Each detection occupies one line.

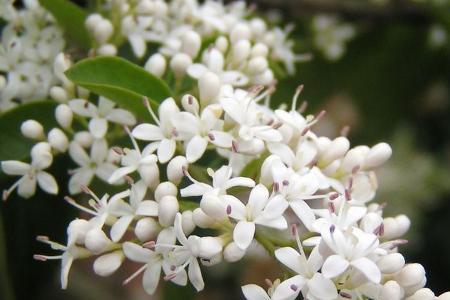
left=252, top=69, right=274, bottom=86
left=395, top=214, right=411, bottom=237
left=181, top=210, right=196, bottom=236
left=50, top=86, right=68, bottom=102
left=158, top=195, right=179, bottom=227
left=232, top=39, right=251, bottom=65
left=364, top=142, right=392, bottom=169
left=74, top=131, right=93, bottom=148
left=77, top=86, right=90, bottom=99
left=215, top=36, right=228, bottom=53
left=341, top=147, right=366, bottom=173
left=93, top=251, right=124, bottom=277
left=135, top=217, right=160, bottom=242
left=224, top=242, right=246, bottom=262
left=153, top=0, right=168, bottom=15
left=154, top=181, right=178, bottom=202
left=85, top=13, right=102, bottom=31
left=67, top=219, right=90, bottom=245
left=93, top=19, right=114, bottom=44
left=395, top=264, right=426, bottom=289
left=136, top=0, right=154, bottom=13
left=192, top=208, right=215, bottom=228
left=138, top=164, right=160, bottom=189
left=31, top=142, right=51, bottom=158
left=247, top=56, right=268, bottom=75
left=438, top=292, right=450, bottom=300
left=380, top=281, right=403, bottom=300
left=97, top=44, right=117, bottom=56
left=320, top=137, right=350, bottom=166
left=181, top=94, right=200, bottom=114
left=54, top=53, right=72, bottom=81
left=230, top=23, right=251, bottom=44
left=406, top=288, right=435, bottom=300
left=85, top=228, right=112, bottom=254
left=167, top=156, right=188, bottom=184
left=145, top=53, right=166, bottom=77
left=198, top=71, right=221, bottom=104
left=48, top=128, right=69, bottom=152
left=378, top=253, right=405, bottom=274
left=21, top=120, right=44, bottom=140
left=250, top=18, right=267, bottom=37
left=182, top=31, right=201, bottom=58
left=251, top=43, right=269, bottom=58
left=199, top=236, right=223, bottom=259
left=55, top=104, right=73, bottom=129
left=200, top=194, right=227, bottom=220
left=30, top=142, right=53, bottom=169
left=170, top=53, right=192, bottom=78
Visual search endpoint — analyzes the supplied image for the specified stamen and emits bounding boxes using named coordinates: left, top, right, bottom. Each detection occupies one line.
left=64, top=196, right=97, bottom=215
left=3, top=175, right=26, bottom=201
left=124, top=175, right=134, bottom=185
left=291, top=84, right=304, bottom=111
left=298, top=101, right=308, bottom=114
left=330, top=225, right=336, bottom=233
left=123, top=264, right=148, bottom=285
left=344, top=189, right=351, bottom=201
left=124, top=126, right=141, bottom=155
left=164, top=273, right=177, bottom=281
left=142, top=97, right=160, bottom=126
left=329, top=193, right=339, bottom=201
left=339, top=291, right=352, bottom=299
left=265, top=278, right=273, bottom=287
left=282, top=180, right=289, bottom=186
left=188, top=96, right=194, bottom=105
left=112, top=146, right=124, bottom=155
left=351, top=165, right=360, bottom=174
left=231, top=140, right=238, bottom=153
left=182, top=166, right=201, bottom=184
left=143, top=241, right=156, bottom=250
left=273, top=182, right=280, bottom=193
left=208, top=133, right=215, bottom=141
left=291, top=224, right=306, bottom=257
left=340, top=126, right=350, bottom=137
left=226, top=205, right=232, bottom=215
left=328, top=202, right=336, bottom=213
left=272, top=122, right=283, bottom=130
left=301, top=126, right=310, bottom=136
left=290, top=284, right=298, bottom=291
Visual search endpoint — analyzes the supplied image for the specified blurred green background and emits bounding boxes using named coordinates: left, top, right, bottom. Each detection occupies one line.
left=1, top=0, right=449, bottom=299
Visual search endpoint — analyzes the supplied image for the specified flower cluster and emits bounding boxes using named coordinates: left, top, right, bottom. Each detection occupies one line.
left=23, top=83, right=449, bottom=299
left=0, top=0, right=65, bottom=111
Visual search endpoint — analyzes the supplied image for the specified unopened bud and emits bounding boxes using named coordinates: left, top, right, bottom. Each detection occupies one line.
left=198, top=71, right=221, bottom=104
left=158, top=195, right=179, bottom=227
left=170, top=53, right=192, bottom=78
left=247, top=57, right=268, bottom=75
left=135, top=217, right=160, bottom=242
left=224, top=242, right=246, bottom=262
left=232, top=39, right=251, bottom=65
left=364, top=142, right=392, bottom=169
left=167, top=156, right=188, bottom=184
left=54, top=104, right=73, bottom=129
left=85, top=13, right=102, bottom=31
left=74, top=131, right=93, bottom=148
left=21, top=120, right=44, bottom=140
left=230, top=23, right=252, bottom=44
left=181, top=210, right=196, bottom=236
left=93, top=19, right=114, bottom=44
left=145, top=53, right=166, bottom=77
left=320, top=137, right=350, bottom=166
left=50, top=86, right=68, bottom=102
left=154, top=181, right=178, bottom=202
left=192, top=208, right=215, bottom=228
left=182, top=31, right=201, bottom=58
left=251, top=43, right=269, bottom=58
left=406, top=288, right=435, bottom=300
left=378, top=253, right=405, bottom=274
left=48, top=128, right=69, bottom=152
left=249, top=19, right=267, bottom=37
left=200, top=194, right=227, bottom=220
left=215, top=36, right=228, bottom=53
left=380, top=281, right=403, bottom=300
left=85, top=228, right=112, bottom=254
left=67, top=219, right=90, bottom=245
left=97, top=44, right=117, bottom=56
left=395, top=264, right=426, bottom=289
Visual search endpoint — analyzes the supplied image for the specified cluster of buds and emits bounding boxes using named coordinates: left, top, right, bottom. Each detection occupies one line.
left=0, top=0, right=65, bottom=111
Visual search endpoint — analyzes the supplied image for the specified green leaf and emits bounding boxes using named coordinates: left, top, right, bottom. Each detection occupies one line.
left=0, top=101, right=57, bottom=162
left=65, top=56, right=172, bottom=120
left=39, top=0, right=91, bottom=49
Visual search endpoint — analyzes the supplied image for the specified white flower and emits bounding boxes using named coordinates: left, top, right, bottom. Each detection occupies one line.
left=132, top=97, right=180, bottom=163
left=2, top=150, right=57, bottom=199
left=69, top=97, right=136, bottom=139
left=225, top=184, right=288, bottom=250
left=242, top=277, right=305, bottom=300
left=68, top=139, right=118, bottom=194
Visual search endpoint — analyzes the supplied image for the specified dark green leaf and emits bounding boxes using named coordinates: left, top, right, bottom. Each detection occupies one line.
left=0, top=101, right=57, bottom=162
left=65, top=56, right=172, bottom=120
left=39, top=0, right=90, bottom=49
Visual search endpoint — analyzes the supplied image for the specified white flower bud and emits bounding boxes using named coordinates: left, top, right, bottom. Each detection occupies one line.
left=251, top=43, right=269, bottom=58
left=215, top=36, right=228, bottom=53
left=48, top=128, right=69, bottom=152
left=93, top=19, right=114, bottom=44
left=341, top=147, right=366, bottom=173
left=97, top=44, right=117, bottom=56
left=181, top=94, right=200, bottom=114
left=192, top=208, right=215, bottom=228
left=74, top=131, right=93, bottom=148
left=394, top=214, right=411, bottom=237
left=54, top=53, right=72, bottom=80
left=224, top=242, right=246, bottom=262
left=85, top=228, right=112, bottom=254
left=438, top=292, right=450, bottom=300
left=93, top=251, right=124, bottom=277
left=250, top=18, right=267, bottom=37
left=31, top=142, right=52, bottom=160
left=21, top=120, right=44, bottom=140
left=85, top=13, right=102, bottom=31
left=395, top=264, right=426, bottom=289
left=252, top=69, right=274, bottom=86
left=382, top=217, right=398, bottom=240
left=247, top=57, right=268, bottom=75
left=232, top=39, right=251, bottom=65
left=158, top=195, right=179, bottom=227
left=50, top=86, right=68, bottom=103
left=154, top=181, right=178, bottom=202
left=167, top=156, right=188, bottom=184
left=406, top=288, right=435, bottom=300
left=200, top=193, right=227, bottom=220
left=136, top=0, right=154, bottom=14
left=181, top=210, right=196, bottom=236
left=121, top=15, right=136, bottom=34
left=145, top=53, right=166, bottom=77
left=230, top=23, right=252, bottom=44
left=170, top=53, right=192, bottom=78
left=153, top=0, right=168, bottom=15
left=182, top=31, right=201, bottom=58
left=138, top=164, right=160, bottom=189
left=55, top=104, right=73, bottom=129
left=107, top=148, right=121, bottom=164
left=320, top=137, right=350, bottom=166
left=67, top=219, right=90, bottom=245
left=364, top=142, right=392, bottom=169
left=380, top=281, right=403, bottom=300
left=135, top=217, right=160, bottom=242
left=77, top=86, right=90, bottom=99
left=198, top=71, right=221, bottom=104
left=199, top=236, right=223, bottom=259
left=378, top=253, right=405, bottom=274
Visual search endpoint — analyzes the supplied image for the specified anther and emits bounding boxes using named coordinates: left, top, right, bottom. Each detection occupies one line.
left=208, top=133, right=215, bottom=141
left=330, top=225, right=336, bottom=233
left=226, top=205, right=232, bottom=215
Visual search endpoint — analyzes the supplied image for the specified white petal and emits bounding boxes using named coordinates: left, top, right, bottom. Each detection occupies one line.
left=221, top=71, right=249, bottom=86
left=290, top=200, right=316, bottom=231
left=37, top=171, right=58, bottom=194
left=233, top=220, right=255, bottom=250
left=322, top=255, right=350, bottom=279
left=174, top=213, right=188, bottom=246
left=241, top=284, right=270, bottom=300
left=187, top=63, right=208, bottom=79
left=272, top=275, right=305, bottom=300
left=89, top=118, right=108, bottom=139
left=132, top=124, right=164, bottom=141
left=180, top=182, right=212, bottom=197
left=212, top=165, right=232, bottom=187
left=108, top=166, right=135, bottom=184
left=110, top=215, right=134, bottom=242
left=255, top=217, right=287, bottom=230
left=69, top=142, right=90, bottom=166
left=157, top=139, right=176, bottom=163
left=18, top=175, right=36, bottom=198
left=60, top=253, right=73, bottom=289
left=129, top=34, right=146, bottom=58
left=223, top=195, right=246, bottom=220
left=209, top=130, right=233, bottom=148
left=247, top=184, right=269, bottom=217
left=68, top=99, right=97, bottom=117
left=186, top=135, right=208, bottom=163
left=223, top=177, right=255, bottom=190
left=106, top=109, right=136, bottom=126
left=136, top=200, right=159, bottom=216
left=95, top=163, right=118, bottom=183
left=93, top=251, right=123, bottom=276
left=142, top=261, right=162, bottom=295
left=261, top=194, right=288, bottom=219
left=307, top=273, right=338, bottom=300
left=1, top=161, right=30, bottom=175
left=122, top=242, right=153, bottom=263
left=90, top=138, right=108, bottom=163
left=351, top=257, right=381, bottom=283
left=267, top=143, right=295, bottom=167
left=188, top=257, right=204, bottom=291
left=68, top=168, right=94, bottom=194
left=274, top=247, right=303, bottom=274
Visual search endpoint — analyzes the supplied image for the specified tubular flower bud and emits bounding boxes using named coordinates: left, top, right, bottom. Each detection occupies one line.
left=182, top=31, right=201, bottom=58
left=181, top=210, right=196, bottom=236
left=135, top=218, right=160, bottom=242
left=145, top=54, right=167, bottom=77
left=50, top=86, right=68, bottom=103
left=55, top=104, right=73, bottom=129
left=48, top=128, right=69, bottom=152
left=395, top=264, right=427, bottom=291
left=192, top=208, right=215, bottom=228
left=224, top=242, right=246, bottom=262
left=170, top=53, right=192, bottom=78
left=154, top=182, right=178, bottom=203
left=364, top=142, right=392, bottom=169
left=380, top=281, right=403, bottom=300
left=85, top=228, right=112, bottom=254
left=377, top=253, right=405, bottom=274
left=158, top=195, right=179, bottom=227
left=167, top=156, right=189, bottom=184
left=406, top=288, right=435, bottom=300
left=21, top=120, right=44, bottom=140
left=198, top=71, right=221, bottom=104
